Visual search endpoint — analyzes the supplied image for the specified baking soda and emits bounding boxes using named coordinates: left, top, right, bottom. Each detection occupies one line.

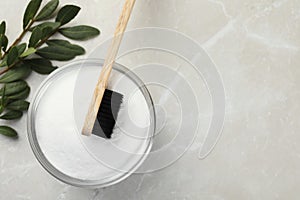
left=34, top=64, right=152, bottom=182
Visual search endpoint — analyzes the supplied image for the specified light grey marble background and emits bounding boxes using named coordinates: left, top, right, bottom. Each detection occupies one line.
left=1, top=0, right=300, bottom=199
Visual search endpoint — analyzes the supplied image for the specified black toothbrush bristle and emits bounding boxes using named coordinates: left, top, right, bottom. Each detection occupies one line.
left=92, top=89, right=123, bottom=139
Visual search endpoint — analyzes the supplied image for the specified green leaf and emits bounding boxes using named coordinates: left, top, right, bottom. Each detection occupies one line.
left=1, top=85, right=6, bottom=106
left=0, top=21, right=6, bottom=35
left=0, top=85, right=7, bottom=110
left=29, top=27, right=43, bottom=47
left=7, top=100, right=30, bottom=111
left=30, top=22, right=61, bottom=32
left=7, top=47, right=19, bottom=66
left=46, top=39, right=85, bottom=55
left=0, top=126, right=18, bottom=138
left=55, top=5, right=80, bottom=26
left=24, top=58, right=57, bottom=74
left=0, top=81, right=28, bottom=96
left=0, top=97, right=9, bottom=108
left=41, top=26, right=54, bottom=38
left=0, top=110, right=23, bottom=120
left=8, top=86, right=30, bottom=100
left=59, top=25, right=100, bottom=40
left=0, top=58, right=7, bottom=68
left=36, top=46, right=76, bottom=61
left=0, top=87, right=7, bottom=114
left=0, top=35, right=8, bottom=51
left=16, top=43, right=27, bottom=56
left=36, top=0, right=59, bottom=21
left=0, top=64, right=31, bottom=83
left=0, top=105, right=4, bottom=114
left=20, top=47, right=36, bottom=57
left=23, top=0, right=42, bottom=29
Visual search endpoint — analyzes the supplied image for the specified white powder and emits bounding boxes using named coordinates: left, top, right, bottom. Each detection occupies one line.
left=34, top=64, right=152, bottom=183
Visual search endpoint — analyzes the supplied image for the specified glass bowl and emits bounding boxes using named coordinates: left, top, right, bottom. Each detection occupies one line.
left=27, top=59, right=155, bottom=188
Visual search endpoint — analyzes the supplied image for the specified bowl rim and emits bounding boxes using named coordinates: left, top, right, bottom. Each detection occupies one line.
left=27, top=59, right=156, bottom=189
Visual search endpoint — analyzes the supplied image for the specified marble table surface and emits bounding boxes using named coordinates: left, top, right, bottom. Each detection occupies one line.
left=1, top=0, right=300, bottom=199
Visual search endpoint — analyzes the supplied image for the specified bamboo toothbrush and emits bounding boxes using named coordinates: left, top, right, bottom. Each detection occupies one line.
left=82, top=0, right=136, bottom=138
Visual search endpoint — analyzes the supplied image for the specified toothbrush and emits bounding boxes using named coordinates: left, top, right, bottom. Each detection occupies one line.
left=82, top=0, right=136, bottom=138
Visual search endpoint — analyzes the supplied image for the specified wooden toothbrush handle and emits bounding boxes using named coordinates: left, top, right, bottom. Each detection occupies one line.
left=82, top=0, right=136, bottom=136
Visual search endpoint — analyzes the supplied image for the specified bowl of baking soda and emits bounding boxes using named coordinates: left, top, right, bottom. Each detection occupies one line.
left=27, top=59, right=155, bottom=188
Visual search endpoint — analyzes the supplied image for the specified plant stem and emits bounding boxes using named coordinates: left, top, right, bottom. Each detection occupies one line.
left=0, top=67, right=9, bottom=76
left=11, top=20, right=35, bottom=49
left=0, top=60, right=21, bottom=76
left=0, top=19, right=35, bottom=60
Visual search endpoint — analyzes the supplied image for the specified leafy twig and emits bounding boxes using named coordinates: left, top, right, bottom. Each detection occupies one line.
left=0, top=0, right=100, bottom=138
